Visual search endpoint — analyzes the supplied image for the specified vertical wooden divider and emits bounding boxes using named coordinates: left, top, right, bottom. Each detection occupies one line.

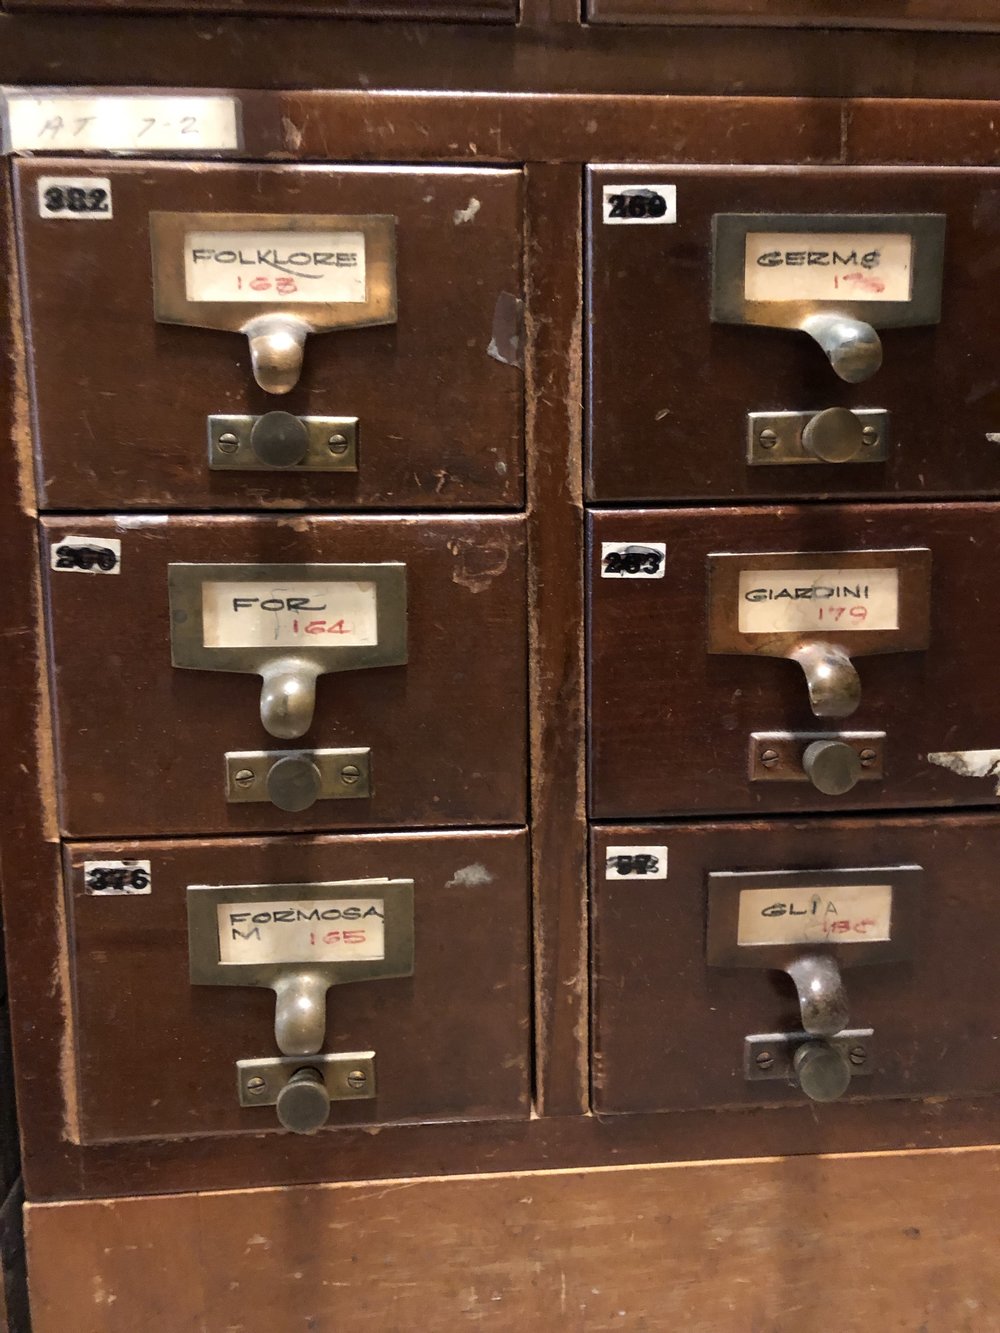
left=524, top=161, right=589, bottom=1117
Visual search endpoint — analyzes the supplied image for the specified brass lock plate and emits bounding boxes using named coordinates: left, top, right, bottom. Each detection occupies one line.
left=706, top=547, right=931, bottom=661
left=237, top=1052, right=377, bottom=1108
left=706, top=865, right=921, bottom=970
left=224, top=748, right=372, bottom=804
left=169, top=562, right=407, bottom=677
left=747, top=409, right=889, bottom=466
left=749, top=731, right=885, bottom=783
left=711, top=212, right=945, bottom=331
left=744, top=1029, right=875, bottom=1083
left=150, top=211, right=396, bottom=335
left=208, top=414, right=359, bottom=472
left=188, top=878, right=415, bottom=991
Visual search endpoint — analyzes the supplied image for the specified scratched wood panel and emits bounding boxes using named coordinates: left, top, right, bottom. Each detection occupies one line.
left=25, top=1148, right=1000, bottom=1331
left=524, top=163, right=588, bottom=1116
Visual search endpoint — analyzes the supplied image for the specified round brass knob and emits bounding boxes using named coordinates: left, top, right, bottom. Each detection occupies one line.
left=793, top=1041, right=852, bottom=1104
left=275, top=1067, right=330, bottom=1134
left=250, top=411, right=309, bottom=468
left=802, top=739, right=862, bottom=796
left=265, top=755, right=322, bottom=812
left=801, top=407, right=865, bottom=464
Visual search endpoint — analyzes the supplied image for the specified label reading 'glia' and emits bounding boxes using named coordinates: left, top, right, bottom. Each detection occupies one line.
left=737, top=568, right=898, bottom=635
left=201, top=581, right=378, bottom=649
left=184, top=230, right=366, bottom=303
left=217, top=899, right=386, bottom=965
left=737, top=883, right=892, bottom=947
left=744, top=232, right=913, bottom=303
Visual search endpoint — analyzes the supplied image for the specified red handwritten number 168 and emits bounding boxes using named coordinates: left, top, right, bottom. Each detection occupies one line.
left=236, top=275, right=299, bottom=295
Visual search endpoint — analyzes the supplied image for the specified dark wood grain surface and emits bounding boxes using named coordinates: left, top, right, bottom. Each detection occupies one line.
left=524, top=163, right=588, bottom=1116
left=42, top=514, right=528, bottom=835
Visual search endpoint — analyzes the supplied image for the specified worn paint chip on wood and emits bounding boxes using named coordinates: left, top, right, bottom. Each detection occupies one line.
left=928, top=748, right=1000, bottom=794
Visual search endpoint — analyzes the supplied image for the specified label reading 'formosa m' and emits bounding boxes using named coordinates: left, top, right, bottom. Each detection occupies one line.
left=737, top=568, right=899, bottom=635
left=217, top=899, right=386, bottom=965
left=744, top=232, right=913, bottom=303
left=184, top=230, right=366, bottom=303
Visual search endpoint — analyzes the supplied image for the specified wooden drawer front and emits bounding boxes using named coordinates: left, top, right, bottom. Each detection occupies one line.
left=592, top=815, right=1000, bottom=1113
left=588, top=166, right=1000, bottom=502
left=589, top=503, right=1000, bottom=818
left=43, top=514, right=527, bottom=836
left=16, top=161, right=523, bottom=511
left=64, top=830, right=530, bottom=1143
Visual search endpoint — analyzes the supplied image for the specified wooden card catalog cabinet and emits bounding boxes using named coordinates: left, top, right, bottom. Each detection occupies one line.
left=14, top=159, right=524, bottom=509
left=586, top=166, right=1000, bottom=503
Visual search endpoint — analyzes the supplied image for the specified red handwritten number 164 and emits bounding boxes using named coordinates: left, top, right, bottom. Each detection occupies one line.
left=291, top=619, right=351, bottom=635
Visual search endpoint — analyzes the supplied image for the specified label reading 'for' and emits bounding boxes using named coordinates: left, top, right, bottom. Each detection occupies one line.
left=217, top=899, right=386, bottom=965
left=201, top=581, right=378, bottom=649
left=744, top=232, right=913, bottom=303
left=737, top=884, right=892, bottom=947
left=738, top=568, right=899, bottom=635
left=184, top=230, right=366, bottom=304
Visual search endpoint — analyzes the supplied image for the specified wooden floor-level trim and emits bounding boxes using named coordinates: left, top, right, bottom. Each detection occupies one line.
left=26, top=1146, right=1000, bottom=1331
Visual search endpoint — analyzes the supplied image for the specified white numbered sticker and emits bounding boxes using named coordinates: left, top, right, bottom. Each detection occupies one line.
left=602, top=184, right=677, bottom=226
left=217, top=899, right=385, bottom=965
left=83, top=860, right=151, bottom=895
left=744, top=232, right=913, bottom=303
left=201, top=580, right=378, bottom=649
left=737, top=883, right=892, bottom=947
left=601, top=542, right=666, bottom=579
left=184, top=230, right=366, bottom=304
left=605, top=846, right=668, bottom=880
left=37, top=176, right=112, bottom=220
left=737, top=567, right=898, bottom=634
left=50, top=535, right=121, bottom=575
left=2, top=92, right=240, bottom=154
